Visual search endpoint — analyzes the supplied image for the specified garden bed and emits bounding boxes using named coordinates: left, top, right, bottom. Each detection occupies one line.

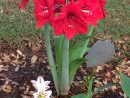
left=0, top=35, right=130, bottom=98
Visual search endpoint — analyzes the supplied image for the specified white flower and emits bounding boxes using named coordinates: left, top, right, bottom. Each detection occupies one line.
left=31, top=76, right=52, bottom=98
left=33, top=90, right=52, bottom=98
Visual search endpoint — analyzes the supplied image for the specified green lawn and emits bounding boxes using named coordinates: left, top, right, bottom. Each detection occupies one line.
left=97, top=0, right=130, bottom=37
left=0, top=0, right=130, bottom=48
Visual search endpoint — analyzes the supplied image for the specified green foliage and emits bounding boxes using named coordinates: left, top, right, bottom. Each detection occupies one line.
left=69, top=58, right=86, bottom=85
left=60, top=37, right=70, bottom=95
left=71, top=94, right=87, bottom=98
left=44, top=24, right=59, bottom=95
left=69, top=46, right=90, bottom=63
left=93, top=83, right=115, bottom=95
left=54, top=36, right=64, bottom=75
left=119, top=73, right=130, bottom=98
left=84, top=75, right=94, bottom=98
left=71, top=74, right=115, bottom=98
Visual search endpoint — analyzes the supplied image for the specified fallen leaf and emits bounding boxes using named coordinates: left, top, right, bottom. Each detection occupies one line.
left=17, top=50, right=24, bottom=56
left=31, top=55, right=38, bottom=64
left=2, top=84, right=12, bottom=93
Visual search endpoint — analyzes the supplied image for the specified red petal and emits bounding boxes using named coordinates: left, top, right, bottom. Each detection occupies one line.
left=36, top=18, right=48, bottom=29
left=19, top=0, right=29, bottom=9
left=54, top=19, right=65, bottom=36
left=34, top=0, right=55, bottom=28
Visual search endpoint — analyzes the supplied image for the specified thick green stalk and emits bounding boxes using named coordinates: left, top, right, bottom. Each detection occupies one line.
left=44, top=24, right=59, bottom=95
left=80, top=26, right=94, bottom=57
left=60, top=37, right=69, bottom=95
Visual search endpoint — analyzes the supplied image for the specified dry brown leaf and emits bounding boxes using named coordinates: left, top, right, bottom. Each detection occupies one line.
left=17, top=50, right=23, bottom=55
left=96, top=66, right=103, bottom=72
left=105, top=72, right=111, bottom=77
left=2, top=53, right=11, bottom=63
left=31, top=55, right=38, bottom=64
left=111, top=86, right=117, bottom=92
left=127, top=60, right=130, bottom=64
left=23, top=85, right=30, bottom=94
left=15, top=65, right=20, bottom=72
left=21, top=94, right=31, bottom=98
left=0, top=59, right=2, bottom=63
left=126, top=67, right=130, bottom=76
left=0, top=64, right=4, bottom=72
left=1, top=84, right=12, bottom=93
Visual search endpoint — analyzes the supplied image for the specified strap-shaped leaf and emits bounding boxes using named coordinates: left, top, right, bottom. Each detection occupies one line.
left=69, top=58, right=86, bottom=85
left=70, top=46, right=90, bottom=63
left=120, top=73, right=130, bottom=98
left=54, top=36, right=64, bottom=75
left=93, top=83, right=115, bottom=95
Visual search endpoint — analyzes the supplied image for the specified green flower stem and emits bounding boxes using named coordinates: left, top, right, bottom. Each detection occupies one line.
left=44, top=24, right=59, bottom=95
left=86, top=77, right=93, bottom=98
left=81, top=26, right=94, bottom=57
left=60, top=37, right=69, bottom=95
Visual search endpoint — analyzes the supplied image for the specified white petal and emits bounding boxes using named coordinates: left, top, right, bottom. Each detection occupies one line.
left=37, top=76, right=45, bottom=84
left=44, top=81, right=51, bottom=86
left=31, top=80, right=38, bottom=89
left=33, top=92, right=38, bottom=98
left=45, top=96, right=51, bottom=98
left=37, top=87, right=46, bottom=92
left=44, top=86, right=50, bottom=90
left=45, top=90, right=52, bottom=97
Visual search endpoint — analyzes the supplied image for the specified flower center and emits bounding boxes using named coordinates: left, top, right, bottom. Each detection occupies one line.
left=38, top=93, right=45, bottom=98
left=67, top=12, right=75, bottom=19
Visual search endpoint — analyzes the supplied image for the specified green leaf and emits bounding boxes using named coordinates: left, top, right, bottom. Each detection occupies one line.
left=80, top=25, right=94, bottom=57
left=69, top=58, right=86, bottom=85
left=60, top=37, right=70, bottom=95
left=93, top=83, right=116, bottom=95
left=54, top=36, right=64, bottom=75
left=44, top=24, right=59, bottom=95
left=70, top=46, right=90, bottom=63
left=120, top=73, right=130, bottom=98
left=71, top=93, right=87, bottom=98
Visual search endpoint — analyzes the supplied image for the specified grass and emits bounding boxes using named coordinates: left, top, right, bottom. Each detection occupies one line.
left=0, top=0, right=44, bottom=48
left=0, top=0, right=130, bottom=48
left=96, top=0, right=130, bottom=38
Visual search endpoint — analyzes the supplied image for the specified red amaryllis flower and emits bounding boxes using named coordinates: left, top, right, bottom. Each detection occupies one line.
left=79, top=0, right=106, bottom=26
left=99, top=0, right=106, bottom=18
left=19, top=0, right=29, bottom=9
left=34, top=0, right=55, bottom=28
left=54, top=0, right=65, bottom=5
left=54, top=1, right=88, bottom=40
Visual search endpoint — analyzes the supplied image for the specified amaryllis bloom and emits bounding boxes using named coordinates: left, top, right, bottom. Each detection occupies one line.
left=31, top=76, right=52, bottom=98
left=54, top=0, right=65, bottom=5
left=19, top=0, right=29, bottom=9
left=99, top=0, right=107, bottom=18
left=54, top=1, right=88, bottom=40
left=33, top=0, right=55, bottom=28
left=79, top=0, right=106, bottom=26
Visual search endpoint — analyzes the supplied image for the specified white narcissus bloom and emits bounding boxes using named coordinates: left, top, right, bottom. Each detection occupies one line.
left=31, top=76, right=52, bottom=98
